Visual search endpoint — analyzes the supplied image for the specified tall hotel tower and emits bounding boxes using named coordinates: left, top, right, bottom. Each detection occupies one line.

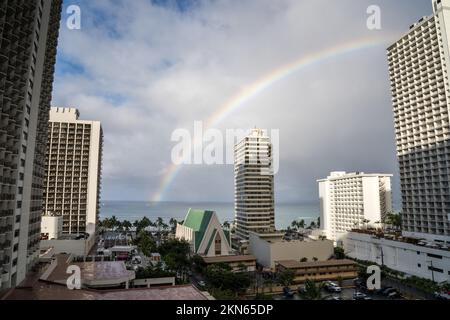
left=0, top=0, right=62, bottom=290
left=388, top=0, right=450, bottom=242
left=318, top=172, right=393, bottom=242
left=234, top=129, right=275, bottom=241
left=43, top=108, right=103, bottom=236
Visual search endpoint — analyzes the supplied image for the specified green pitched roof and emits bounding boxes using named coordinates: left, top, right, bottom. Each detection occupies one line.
left=183, top=209, right=215, bottom=252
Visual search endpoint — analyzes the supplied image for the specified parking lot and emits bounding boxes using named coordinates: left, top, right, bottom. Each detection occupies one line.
left=274, top=279, right=408, bottom=301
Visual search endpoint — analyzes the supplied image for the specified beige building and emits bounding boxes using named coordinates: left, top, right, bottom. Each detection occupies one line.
left=248, top=232, right=334, bottom=269
left=201, top=255, right=257, bottom=272
left=0, top=0, right=62, bottom=291
left=43, top=108, right=103, bottom=235
left=234, top=129, right=275, bottom=241
left=318, top=172, right=392, bottom=242
left=275, top=259, right=358, bottom=284
left=388, top=0, right=450, bottom=243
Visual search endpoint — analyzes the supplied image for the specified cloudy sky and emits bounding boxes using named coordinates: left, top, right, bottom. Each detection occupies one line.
left=52, top=0, right=431, bottom=203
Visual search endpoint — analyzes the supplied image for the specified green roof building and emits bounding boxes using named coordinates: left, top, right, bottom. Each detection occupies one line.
left=176, top=209, right=232, bottom=256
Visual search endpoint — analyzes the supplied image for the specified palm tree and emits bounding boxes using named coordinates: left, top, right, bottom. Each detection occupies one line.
left=302, top=279, right=322, bottom=300
left=122, top=220, right=132, bottom=231
left=169, top=218, right=178, bottom=234
left=291, top=220, right=298, bottom=230
left=299, top=219, right=305, bottom=229
left=362, top=219, right=370, bottom=230
left=223, top=221, right=230, bottom=230
left=110, top=216, right=118, bottom=230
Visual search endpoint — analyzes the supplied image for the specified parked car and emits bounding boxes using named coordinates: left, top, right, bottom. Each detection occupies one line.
left=283, top=287, right=295, bottom=298
left=376, top=286, right=393, bottom=295
left=198, top=281, right=206, bottom=287
left=388, top=291, right=402, bottom=299
left=298, top=286, right=306, bottom=294
left=353, top=292, right=368, bottom=300
left=324, top=281, right=342, bottom=293
left=325, top=296, right=344, bottom=301
left=325, top=284, right=342, bottom=293
left=382, top=288, right=398, bottom=296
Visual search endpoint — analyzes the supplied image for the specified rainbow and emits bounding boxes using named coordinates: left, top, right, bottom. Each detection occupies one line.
left=151, top=35, right=395, bottom=202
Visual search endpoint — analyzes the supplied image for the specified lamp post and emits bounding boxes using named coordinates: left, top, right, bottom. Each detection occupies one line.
left=427, top=260, right=435, bottom=283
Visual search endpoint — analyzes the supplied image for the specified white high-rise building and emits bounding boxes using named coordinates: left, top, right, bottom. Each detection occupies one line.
left=0, top=0, right=62, bottom=291
left=43, top=108, right=103, bottom=235
left=234, top=129, right=275, bottom=240
left=388, top=0, right=450, bottom=242
left=318, top=172, right=393, bottom=242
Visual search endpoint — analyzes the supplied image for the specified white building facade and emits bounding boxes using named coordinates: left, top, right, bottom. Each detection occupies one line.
left=318, top=172, right=393, bottom=242
left=388, top=0, right=450, bottom=243
left=345, top=231, right=450, bottom=283
left=234, top=129, right=275, bottom=240
left=43, top=108, right=103, bottom=235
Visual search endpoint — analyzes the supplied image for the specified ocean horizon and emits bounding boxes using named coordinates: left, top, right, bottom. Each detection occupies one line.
left=100, top=201, right=322, bottom=230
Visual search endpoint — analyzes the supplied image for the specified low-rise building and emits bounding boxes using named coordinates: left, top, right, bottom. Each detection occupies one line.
left=248, top=232, right=334, bottom=269
left=201, top=255, right=257, bottom=272
left=275, top=259, right=358, bottom=284
left=176, top=209, right=231, bottom=256
left=344, top=230, right=450, bottom=283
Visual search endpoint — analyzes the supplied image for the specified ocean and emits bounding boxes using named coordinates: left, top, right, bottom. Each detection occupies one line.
left=100, top=201, right=321, bottom=230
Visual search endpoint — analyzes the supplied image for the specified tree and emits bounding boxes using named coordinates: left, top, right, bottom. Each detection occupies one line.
left=223, top=221, right=230, bottom=230
left=135, top=230, right=157, bottom=256
left=334, top=247, right=345, bottom=260
left=300, top=257, right=308, bottom=263
left=384, top=213, right=402, bottom=230
left=277, top=269, right=295, bottom=287
left=169, top=218, right=178, bottom=233
left=301, top=279, right=322, bottom=300
left=206, top=265, right=252, bottom=296
left=317, top=217, right=320, bottom=228
left=122, top=220, right=132, bottom=232
left=110, top=216, right=118, bottom=230
left=299, top=219, right=306, bottom=229
left=312, top=257, right=318, bottom=262
left=309, top=221, right=316, bottom=229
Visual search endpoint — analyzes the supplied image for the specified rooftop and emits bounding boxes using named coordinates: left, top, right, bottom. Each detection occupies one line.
left=349, top=229, right=450, bottom=251
left=45, top=254, right=134, bottom=287
left=4, top=283, right=211, bottom=300
left=201, top=255, right=256, bottom=264
left=276, top=259, right=357, bottom=269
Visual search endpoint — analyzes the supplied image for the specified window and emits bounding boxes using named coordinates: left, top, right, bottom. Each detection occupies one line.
left=417, top=263, right=421, bottom=268
left=428, top=266, right=443, bottom=273
left=427, top=253, right=443, bottom=259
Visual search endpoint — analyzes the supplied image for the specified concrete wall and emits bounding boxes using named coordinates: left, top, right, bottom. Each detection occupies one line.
left=344, top=232, right=450, bottom=283
left=41, top=216, right=62, bottom=240
left=40, top=233, right=95, bottom=257
left=249, top=233, right=334, bottom=269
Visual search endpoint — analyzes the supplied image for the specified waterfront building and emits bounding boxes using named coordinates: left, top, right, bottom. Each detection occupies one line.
left=234, top=129, right=275, bottom=241
left=318, top=172, right=392, bottom=242
left=388, top=0, right=450, bottom=242
left=43, top=107, right=103, bottom=235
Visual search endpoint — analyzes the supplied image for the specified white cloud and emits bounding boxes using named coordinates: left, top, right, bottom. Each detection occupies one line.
left=52, top=0, right=431, bottom=202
